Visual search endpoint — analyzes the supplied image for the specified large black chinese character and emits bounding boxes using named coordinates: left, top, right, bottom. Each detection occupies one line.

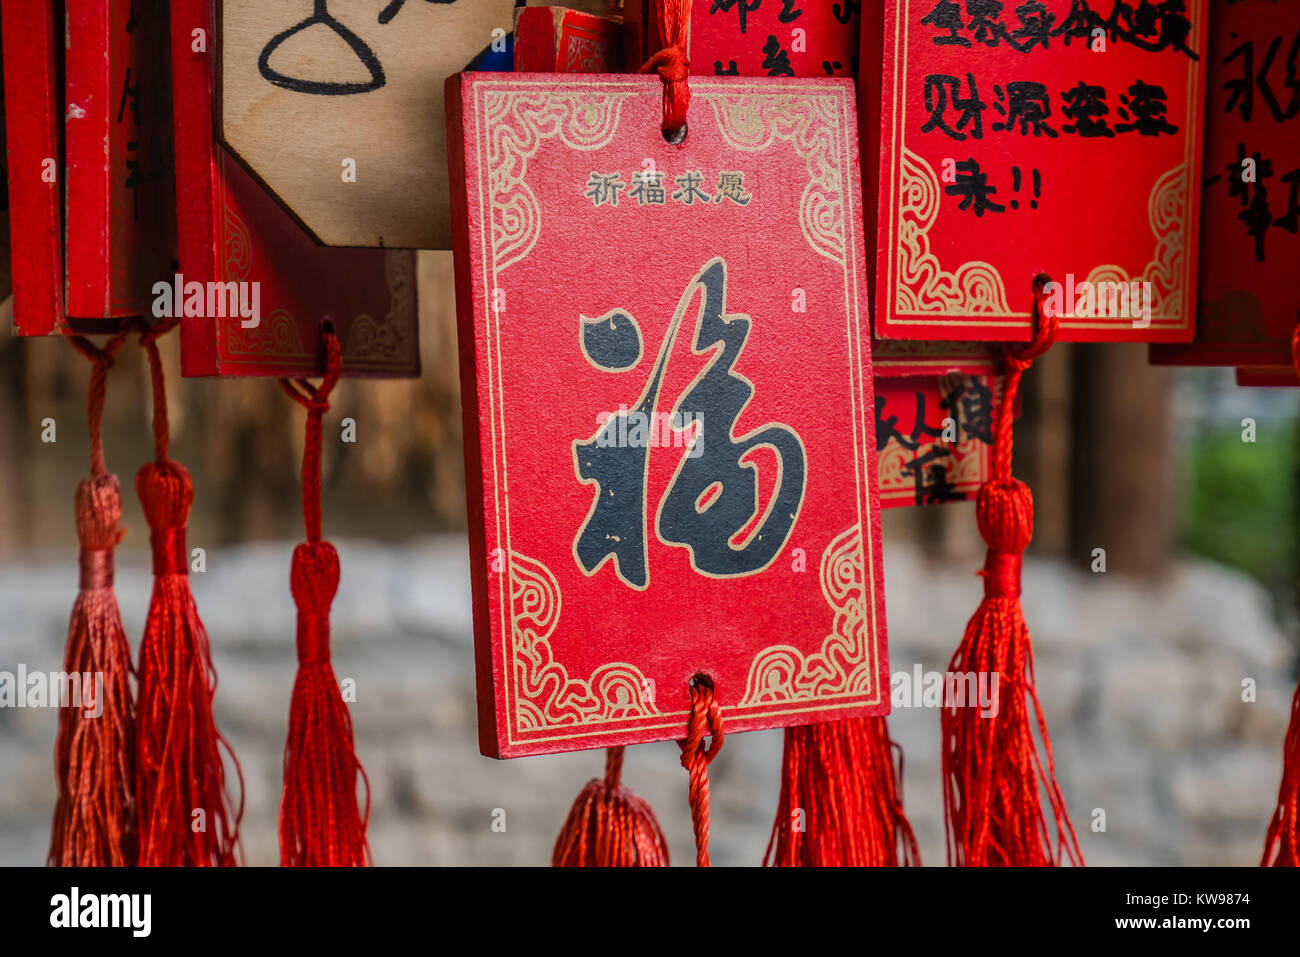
left=1060, top=81, right=1115, bottom=137
left=945, top=159, right=1006, bottom=215
left=992, top=81, right=1058, bottom=137
left=710, top=0, right=762, bottom=34
left=574, top=258, right=806, bottom=588
left=921, top=0, right=971, bottom=47
left=902, top=449, right=963, bottom=505
left=1115, top=80, right=1178, bottom=135
left=921, top=73, right=987, bottom=141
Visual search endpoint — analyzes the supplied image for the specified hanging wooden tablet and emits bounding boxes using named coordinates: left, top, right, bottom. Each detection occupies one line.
left=169, top=0, right=419, bottom=377
left=446, top=71, right=889, bottom=762
left=64, top=0, right=176, bottom=319
left=218, top=0, right=521, bottom=249
left=1151, top=0, right=1300, bottom=369
left=863, top=0, right=1208, bottom=342
left=875, top=373, right=1000, bottom=509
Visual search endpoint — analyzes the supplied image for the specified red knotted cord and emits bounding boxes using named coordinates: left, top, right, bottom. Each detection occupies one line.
left=278, top=329, right=372, bottom=866
left=639, top=0, right=691, bottom=139
left=50, top=331, right=136, bottom=867
left=941, top=277, right=1083, bottom=867
left=678, top=677, right=724, bottom=867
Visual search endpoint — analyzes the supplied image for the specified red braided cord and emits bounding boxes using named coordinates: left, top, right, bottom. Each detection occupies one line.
left=68, top=331, right=131, bottom=478
left=280, top=332, right=343, bottom=544
left=677, top=679, right=724, bottom=867
left=638, top=0, right=691, bottom=137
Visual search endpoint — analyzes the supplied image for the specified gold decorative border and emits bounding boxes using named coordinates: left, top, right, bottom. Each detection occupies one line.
left=886, top=0, right=1201, bottom=332
left=214, top=156, right=418, bottom=369
left=469, top=78, right=883, bottom=746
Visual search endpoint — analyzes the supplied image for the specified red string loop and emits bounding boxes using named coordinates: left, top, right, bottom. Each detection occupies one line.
left=638, top=0, right=691, bottom=138
left=677, top=678, right=724, bottom=866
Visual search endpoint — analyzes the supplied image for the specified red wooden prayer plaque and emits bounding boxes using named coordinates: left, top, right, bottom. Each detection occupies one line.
left=627, top=0, right=860, bottom=78
left=64, top=0, right=176, bottom=319
left=515, top=6, right=626, bottom=74
left=170, top=0, right=419, bottom=378
left=864, top=0, right=1208, bottom=342
left=447, top=72, right=888, bottom=757
left=876, top=373, right=998, bottom=508
left=3, top=0, right=68, bottom=335
left=1151, top=0, right=1300, bottom=369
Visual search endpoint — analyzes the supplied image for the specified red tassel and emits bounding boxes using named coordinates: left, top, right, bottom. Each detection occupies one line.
left=766, top=717, right=920, bottom=867
left=278, top=330, right=371, bottom=866
left=1262, top=681, right=1300, bottom=866
left=49, top=334, right=136, bottom=866
left=133, top=331, right=243, bottom=866
left=553, top=746, right=670, bottom=866
left=941, top=278, right=1081, bottom=867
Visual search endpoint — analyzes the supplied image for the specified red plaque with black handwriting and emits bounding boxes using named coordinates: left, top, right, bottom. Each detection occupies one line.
left=865, top=0, right=1208, bottom=342
left=446, top=72, right=888, bottom=757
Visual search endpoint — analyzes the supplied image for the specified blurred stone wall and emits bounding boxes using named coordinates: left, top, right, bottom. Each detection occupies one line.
left=0, top=522, right=1292, bottom=866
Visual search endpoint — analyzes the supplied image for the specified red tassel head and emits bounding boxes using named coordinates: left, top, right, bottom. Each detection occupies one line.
left=975, top=478, right=1033, bottom=556
left=291, top=541, right=340, bottom=619
left=135, top=459, right=193, bottom=531
left=75, top=475, right=127, bottom=552
left=553, top=747, right=669, bottom=867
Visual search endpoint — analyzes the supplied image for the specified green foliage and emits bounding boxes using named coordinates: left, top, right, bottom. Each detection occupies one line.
left=1182, top=423, right=1298, bottom=602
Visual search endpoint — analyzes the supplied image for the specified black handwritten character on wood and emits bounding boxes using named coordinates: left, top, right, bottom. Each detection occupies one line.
left=903, top=448, right=962, bottom=505
left=1061, top=81, right=1116, bottom=137
left=921, top=0, right=972, bottom=48
left=941, top=378, right=994, bottom=445
left=259, top=0, right=386, bottom=95
left=1008, top=1, right=1055, bottom=54
left=1115, top=80, right=1178, bottom=136
left=993, top=81, right=1059, bottom=137
left=761, top=35, right=795, bottom=76
left=710, top=0, right=763, bottom=35
left=945, top=159, right=1006, bottom=216
left=921, top=73, right=987, bottom=141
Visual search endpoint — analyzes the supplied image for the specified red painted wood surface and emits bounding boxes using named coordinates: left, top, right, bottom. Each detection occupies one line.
left=448, top=72, right=888, bottom=757
left=3, top=0, right=67, bottom=335
left=864, top=0, right=1208, bottom=343
left=64, top=0, right=176, bottom=319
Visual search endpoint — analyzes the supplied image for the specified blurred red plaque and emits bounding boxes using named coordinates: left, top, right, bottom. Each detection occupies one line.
left=447, top=72, right=888, bottom=757
left=1152, top=0, right=1300, bottom=369
left=875, top=373, right=998, bottom=508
